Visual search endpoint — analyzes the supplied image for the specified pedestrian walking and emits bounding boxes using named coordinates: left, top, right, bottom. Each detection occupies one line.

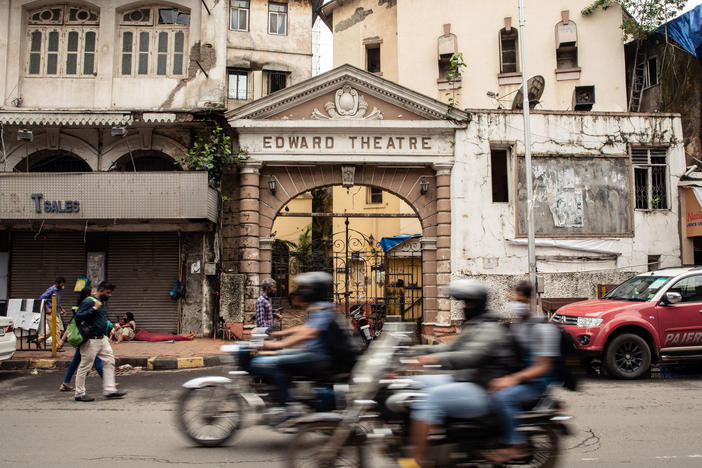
left=73, top=281, right=126, bottom=402
left=255, top=278, right=280, bottom=329
left=36, top=277, right=67, bottom=348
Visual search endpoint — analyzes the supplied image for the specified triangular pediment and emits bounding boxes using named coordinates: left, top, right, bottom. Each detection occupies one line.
left=225, top=64, right=469, bottom=122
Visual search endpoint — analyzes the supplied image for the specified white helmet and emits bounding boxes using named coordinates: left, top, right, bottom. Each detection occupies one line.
left=448, top=279, right=488, bottom=315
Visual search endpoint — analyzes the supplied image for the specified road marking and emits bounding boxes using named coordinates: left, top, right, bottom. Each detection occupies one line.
left=580, top=458, right=600, bottom=461
left=655, top=456, right=679, bottom=459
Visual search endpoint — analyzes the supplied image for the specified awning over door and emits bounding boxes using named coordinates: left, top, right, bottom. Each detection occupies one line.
left=106, top=233, right=179, bottom=334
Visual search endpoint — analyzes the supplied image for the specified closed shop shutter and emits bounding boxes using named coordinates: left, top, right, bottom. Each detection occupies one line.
left=10, top=232, right=87, bottom=315
left=107, top=233, right=179, bottom=334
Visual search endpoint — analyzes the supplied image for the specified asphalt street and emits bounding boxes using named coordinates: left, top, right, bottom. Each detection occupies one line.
left=1, top=367, right=702, bottom=467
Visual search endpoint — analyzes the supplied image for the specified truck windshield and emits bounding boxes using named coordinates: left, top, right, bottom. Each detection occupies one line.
left=604, top=276, right=672, bottom=302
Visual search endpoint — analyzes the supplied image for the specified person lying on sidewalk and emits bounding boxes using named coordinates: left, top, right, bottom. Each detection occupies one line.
left=109, top=314, right=194, bottom=343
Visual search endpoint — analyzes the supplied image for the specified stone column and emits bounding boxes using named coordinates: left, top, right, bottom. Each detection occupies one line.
left=421, top=236, right=438, bottom=334
left=259, top=237, right=274, bottom=279
left=433, top=163, right=453, bottom=327
left=239, top=162, right=261, bottom=318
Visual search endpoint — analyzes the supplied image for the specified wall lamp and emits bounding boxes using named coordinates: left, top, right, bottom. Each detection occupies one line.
left=420, top=177, right=429, bottom=194
left=111, top=126, right=127, bottom=137
left=268, top=175, right=276, bottom=194
left=17, top=129, right=33, bottom=142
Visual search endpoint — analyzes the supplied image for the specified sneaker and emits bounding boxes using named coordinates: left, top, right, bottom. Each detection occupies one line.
left=75, top=394, right=95, bottom=402
left=104, top=391, right=127, bottom=399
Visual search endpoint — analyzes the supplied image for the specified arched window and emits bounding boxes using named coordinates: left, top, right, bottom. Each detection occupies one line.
left=26, top=4, right=99, bottom=76
left=499, top=27, right=518, bottom=74
left=111, top=150, right=182, bottom=171
left=119, top=6, right=190, bottom=77
left=14, top=150, right=92, bottom=172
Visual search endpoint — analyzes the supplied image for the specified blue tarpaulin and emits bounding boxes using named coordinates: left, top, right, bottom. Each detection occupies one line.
left=379, top=234, right=422, bottom=252
left=657, top=5, right=702, bottom=58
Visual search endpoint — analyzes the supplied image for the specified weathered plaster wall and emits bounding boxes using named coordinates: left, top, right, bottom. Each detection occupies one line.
left=327, top=0, right=627, bottom=111
left=1, top=0, right=227, bottom=110
left=329, top=0, right=398, bottom=83
left=226, top=0, right=313, bottom=106
left=452, top=111, right=685, bottom=313
left=219, top=272, right=245, bottom=336
left=181, top=232, right=216, bottom=336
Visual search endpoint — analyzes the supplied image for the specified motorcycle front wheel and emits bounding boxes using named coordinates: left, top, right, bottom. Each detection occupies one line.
left=286, top=422, right=367, bottom=468
left=176, top=386, right=244, bottom=447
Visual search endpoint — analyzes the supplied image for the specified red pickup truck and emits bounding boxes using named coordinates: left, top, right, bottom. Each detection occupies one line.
left=551, top=266, right=702, bottom=379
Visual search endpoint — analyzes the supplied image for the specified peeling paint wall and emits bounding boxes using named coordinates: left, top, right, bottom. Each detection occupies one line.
left=181, top=232, right=216, bottom=335
left=330, top=0, right=399, bottom=83
left=327, top=0, right=627, bottom=111
left=226, top=0, right=313, bottom=108
left=452, top=111, right=685, bottom=312
left=0, top=0, right=228, bottom=110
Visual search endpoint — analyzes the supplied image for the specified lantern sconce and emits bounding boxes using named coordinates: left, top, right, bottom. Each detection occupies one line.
left=420, top=177, right=429, bottom=194
left=268, top=175, right=277, bottom=194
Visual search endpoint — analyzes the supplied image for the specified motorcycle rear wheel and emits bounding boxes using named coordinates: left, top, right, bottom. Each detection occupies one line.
left=176, top=386, right=244, bottom=447
left=286, top=422, right=367, bottom=468
left=504, top=426, right=560, bottom=468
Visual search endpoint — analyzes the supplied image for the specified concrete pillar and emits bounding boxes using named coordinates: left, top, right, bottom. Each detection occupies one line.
left=433, top=163, right=453, bottom=326
left=259, top=237, right=274, bottom=278
left=421, top=237, right=438, bottom=327
left=239, top=162, right=261, bottom=316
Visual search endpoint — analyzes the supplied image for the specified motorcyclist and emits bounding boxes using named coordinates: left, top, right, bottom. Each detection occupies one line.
left=484, top=280, right=561, bottom=463
left=399, top=280, right=521, bottom=468
left=244, top=272, right=339, bottom=417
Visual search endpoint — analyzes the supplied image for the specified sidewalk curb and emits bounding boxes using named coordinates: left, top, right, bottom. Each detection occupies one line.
left=2, top=355, right=223, bottom=371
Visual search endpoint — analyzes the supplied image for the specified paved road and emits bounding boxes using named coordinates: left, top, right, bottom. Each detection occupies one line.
left=1, top=367, right=702, bottom=467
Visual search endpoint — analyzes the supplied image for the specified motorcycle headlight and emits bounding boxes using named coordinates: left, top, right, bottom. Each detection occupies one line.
left=576, top=317, right=603, bottom=328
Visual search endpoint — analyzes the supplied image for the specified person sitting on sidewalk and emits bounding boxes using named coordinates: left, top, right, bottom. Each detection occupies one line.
left=111, top=312, right=136, bottom=343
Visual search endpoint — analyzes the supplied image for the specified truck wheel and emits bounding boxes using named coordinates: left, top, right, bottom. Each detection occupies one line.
left=605, top=333, right=651, bottom=379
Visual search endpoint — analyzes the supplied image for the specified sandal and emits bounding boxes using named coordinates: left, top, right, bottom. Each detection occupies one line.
left=59, top=383, right=73, bottom=392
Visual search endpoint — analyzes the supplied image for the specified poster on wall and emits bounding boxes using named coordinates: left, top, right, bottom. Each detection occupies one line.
left=516, top=156, right=632, bottom=236
left=685, top=188, right=702, bottom=238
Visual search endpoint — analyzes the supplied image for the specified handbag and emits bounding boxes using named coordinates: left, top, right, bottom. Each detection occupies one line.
left=66, top=317, right=88, bottom=347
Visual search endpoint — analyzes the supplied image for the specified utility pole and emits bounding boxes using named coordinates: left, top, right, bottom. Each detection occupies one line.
left=518, top=0, right=538, bottom=312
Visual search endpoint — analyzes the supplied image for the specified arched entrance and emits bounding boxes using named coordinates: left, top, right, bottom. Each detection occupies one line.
left=270, top=184, right=424, bottom=333
left=14, top=149, right=91, bottom=172
left=224, top=65, right=467, bottom=338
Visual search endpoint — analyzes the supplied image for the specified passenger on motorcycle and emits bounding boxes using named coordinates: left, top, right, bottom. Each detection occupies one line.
left=240, top=272, right=339, bottom=414
left=400, top=280, right=521, bottom=468
left=484, top=280, right=561, bottom=463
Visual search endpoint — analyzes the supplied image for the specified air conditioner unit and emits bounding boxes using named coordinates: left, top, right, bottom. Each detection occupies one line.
left=573, top=85, right=595, bottom=111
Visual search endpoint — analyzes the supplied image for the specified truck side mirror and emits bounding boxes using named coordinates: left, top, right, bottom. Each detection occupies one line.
left=662, top=292, right=682, bottom=305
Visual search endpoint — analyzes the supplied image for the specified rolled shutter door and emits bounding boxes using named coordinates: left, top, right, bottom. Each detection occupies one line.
left=10, top=232, right=86, bottom=315
left=107, top=233, right=179, bottom=334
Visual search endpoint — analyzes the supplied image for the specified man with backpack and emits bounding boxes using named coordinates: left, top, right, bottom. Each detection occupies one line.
left=483, top=281, right=561, bottom=463
left=73, top=281, right=126, bottom=402
left=250, top=272, right=347, bottom=417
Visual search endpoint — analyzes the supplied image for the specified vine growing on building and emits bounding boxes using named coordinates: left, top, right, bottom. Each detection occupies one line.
left=445, top=52, right=466, bottom=116
left=177, top=126, right=247, bottom=186
left=582, top=0, right=686, bottom=41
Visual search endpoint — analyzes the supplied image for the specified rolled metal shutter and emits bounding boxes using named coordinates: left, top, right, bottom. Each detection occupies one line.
left=107, top=233, right=179, bottom=334
left=10, top=232, right=87, bottom=316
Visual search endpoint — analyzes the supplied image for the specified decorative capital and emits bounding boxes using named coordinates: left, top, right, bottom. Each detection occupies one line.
left=341, top=166, right=356, bottom=188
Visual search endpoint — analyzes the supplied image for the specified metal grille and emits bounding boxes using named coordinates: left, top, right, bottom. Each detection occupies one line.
left=106, top=233, right=179, bottom=334
left=550, top=313, right=578, bottom=325
left=632, top=147, right=668, bottom=210
left=272, top=219, right=423, bottom=336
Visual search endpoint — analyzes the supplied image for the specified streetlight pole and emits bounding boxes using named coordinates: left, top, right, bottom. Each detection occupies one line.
left=518, top=0, right=537, bottom=312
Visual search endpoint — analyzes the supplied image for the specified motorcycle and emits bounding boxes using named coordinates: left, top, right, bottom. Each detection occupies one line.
left=176, top=328, right=351, bottom=447
left=286, top=332, right=573, bottom=468
left=348, top=304, right=373, bottom=346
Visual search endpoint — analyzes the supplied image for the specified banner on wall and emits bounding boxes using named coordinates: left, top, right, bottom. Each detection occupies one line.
left=685, top=188, right=702, bottom=237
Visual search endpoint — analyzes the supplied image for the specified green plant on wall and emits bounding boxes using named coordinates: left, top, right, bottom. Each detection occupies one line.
left=582, top=0, right=686, bottom=41
left=177, top=126, right=247, bottom=186
left=445, top=52, right=466, bottom=112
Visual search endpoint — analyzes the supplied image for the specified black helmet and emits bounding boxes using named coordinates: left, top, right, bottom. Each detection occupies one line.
left=448, top=279, right=488, bottom=319
left=293, top=272, right=334, bottom=303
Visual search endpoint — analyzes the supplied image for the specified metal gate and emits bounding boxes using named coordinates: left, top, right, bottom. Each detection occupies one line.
left=272, top=217, right=422, bottom=335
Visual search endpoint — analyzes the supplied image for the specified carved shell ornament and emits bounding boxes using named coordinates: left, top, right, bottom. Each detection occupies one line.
left=312, top=85, right=384, bottom=120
